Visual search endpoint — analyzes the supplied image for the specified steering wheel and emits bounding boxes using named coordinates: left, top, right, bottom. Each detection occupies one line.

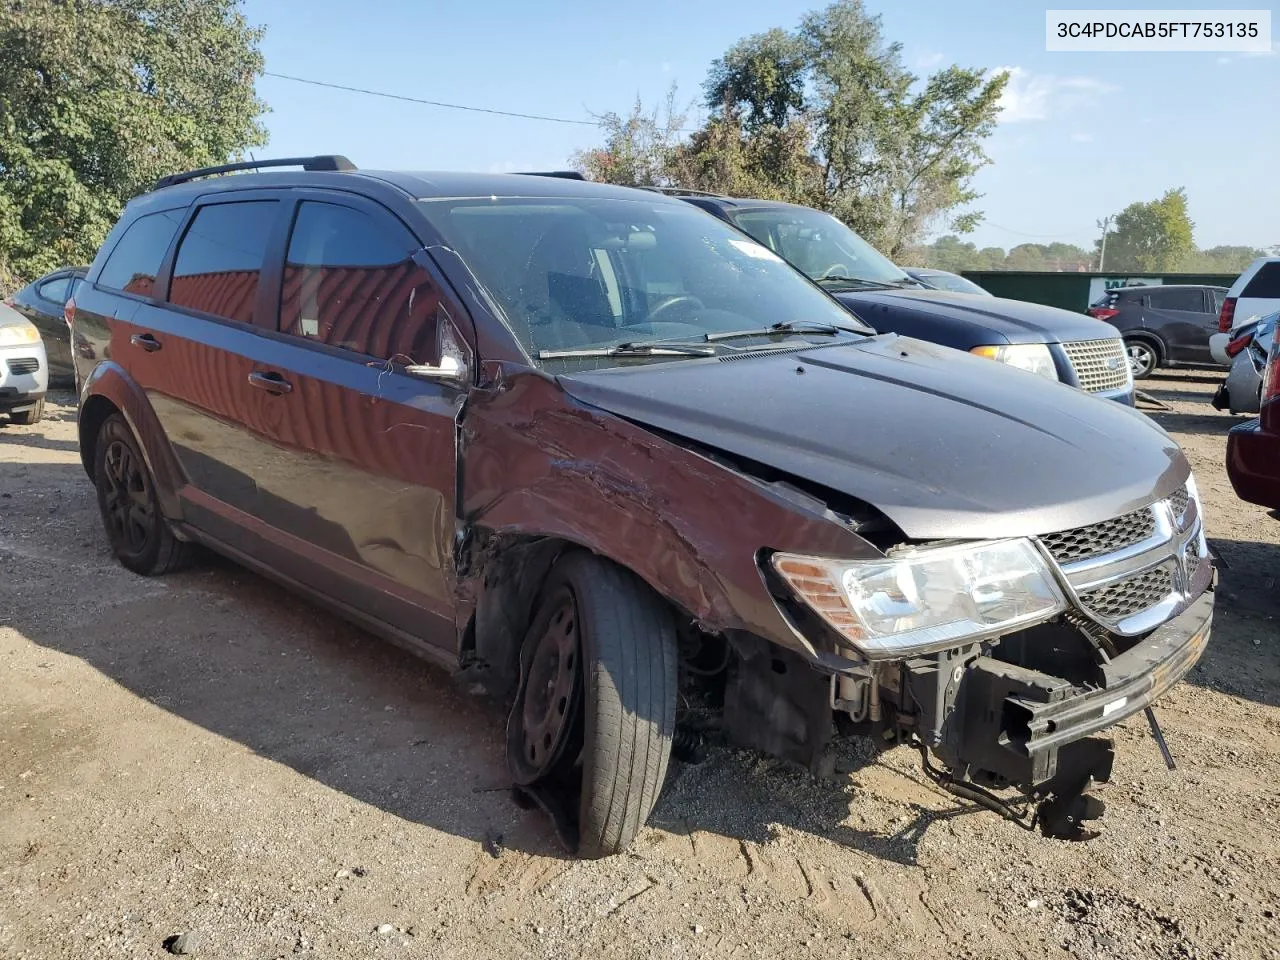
left=644, top=295, right=705, bottom=325
left=819, top=263, right=853, bottom=280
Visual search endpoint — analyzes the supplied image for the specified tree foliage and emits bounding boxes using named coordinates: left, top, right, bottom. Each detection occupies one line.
left=574, top=0, right=1006, bottom=257
left=1099, top=187, right=1195, bottom=272
left=0, top=0, right=267, bottom=283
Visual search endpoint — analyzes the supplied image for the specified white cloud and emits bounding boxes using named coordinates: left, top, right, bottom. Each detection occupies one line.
left=912, top=50, right=946, bottom=70
left=991, top=66, right=1116, bottom=123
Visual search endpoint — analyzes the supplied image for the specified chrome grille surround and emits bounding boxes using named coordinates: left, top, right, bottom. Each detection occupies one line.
left=1040, top=508, right=1156, bottom=565
left=1037, top=485, right=1211, bottom=635
left=1062, top=338, right=1132, bottom=394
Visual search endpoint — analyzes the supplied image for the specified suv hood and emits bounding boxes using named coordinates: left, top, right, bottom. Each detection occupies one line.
left=558, top=335, right=1186, bottom=541
left=834, top=288, right=1118, bottom=347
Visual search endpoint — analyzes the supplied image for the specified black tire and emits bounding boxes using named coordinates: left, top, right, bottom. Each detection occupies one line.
left=93, top=413, right=193, bottom=575
left=508, top=551, right=677, bottom=859
left=9, top=398, right=44, bottom=425
left=1124, top=337, right=1159, bottom=379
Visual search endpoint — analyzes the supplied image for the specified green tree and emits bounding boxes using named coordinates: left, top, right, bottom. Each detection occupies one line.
left=1179, top=244, right=1265, bottom=274
left=695, top=0, right=1006, bottom=256
left=570, top=87, right=689, bottom=187
left=1099, top=188, right=1195, bottom=272
left=571, top=0, right=1005, bottom=259
left=0, top=0, right=267, bottom=283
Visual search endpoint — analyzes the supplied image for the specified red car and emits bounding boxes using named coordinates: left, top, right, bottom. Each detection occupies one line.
left=1227, top=334, right=1280, bottom=509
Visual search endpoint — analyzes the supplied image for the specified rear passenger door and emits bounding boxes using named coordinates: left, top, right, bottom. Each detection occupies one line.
left=129, top=193, right=289, bottom=533
left=242, top=192, right=471, bottom=653
left=1144, top=288, right=1211, bottom=363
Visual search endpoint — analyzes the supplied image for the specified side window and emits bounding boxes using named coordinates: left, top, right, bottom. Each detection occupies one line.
left=1210, top=289, right=1227, bottom=314
left=170, top=201, right=279, bottom=324
left=1149, top=289, right=1204, bottom=311
left=1242, top=263, right=1280, bottom=299
left=37, top=277, right=70, bottom=304
left=97, top=210, right=185, bottom=297
left=281, top=201, right=440, bottom=362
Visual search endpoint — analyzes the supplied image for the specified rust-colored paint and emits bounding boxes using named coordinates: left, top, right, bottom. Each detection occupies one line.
left=461, top=368, right=875, bottom=660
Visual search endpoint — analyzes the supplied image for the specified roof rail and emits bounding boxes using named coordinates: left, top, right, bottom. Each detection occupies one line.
left=153, top=155, right=357, bottom=191
left=639, top=185, right=729, bottom=199
left=512, top=170, right=586, bottom=180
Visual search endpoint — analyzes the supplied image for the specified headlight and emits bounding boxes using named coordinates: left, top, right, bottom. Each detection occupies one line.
left=772, top=539, right=1066, bottom=659
left=0, top=322, right=41, bottom=346
left=970, top=343, right=1057, bottom=380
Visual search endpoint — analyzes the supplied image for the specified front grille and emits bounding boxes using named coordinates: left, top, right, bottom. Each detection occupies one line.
left=1080, top=565, right=1174, bottom=624
left=1040, top=507, right=1157, bottom=565
left=1168, top=487, right=1190, bottom=522
left=1062, top=338, right=1130, bottom=394
left=5, top=357, right=40, bottom=375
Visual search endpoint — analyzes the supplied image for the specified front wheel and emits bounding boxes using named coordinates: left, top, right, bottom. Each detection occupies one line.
left=1125, top=338, right=1159, bottom=379
left=507, top=551, right=677, bottom=858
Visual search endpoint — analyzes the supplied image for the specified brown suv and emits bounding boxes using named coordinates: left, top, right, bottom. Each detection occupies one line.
left=71, top=157, right=1214, bottom=855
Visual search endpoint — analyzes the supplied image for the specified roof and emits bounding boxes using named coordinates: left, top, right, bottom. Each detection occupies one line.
left=1114, top=283, right=1228, bottom=293
left=362, top=170, right=684, bottom=203
left=138, top=165, right=682, bottom=209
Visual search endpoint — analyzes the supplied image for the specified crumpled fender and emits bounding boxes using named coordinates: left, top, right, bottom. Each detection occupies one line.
left=460, top=372, right=878, bottom=658
left=79, top=360, right=187, bottom=519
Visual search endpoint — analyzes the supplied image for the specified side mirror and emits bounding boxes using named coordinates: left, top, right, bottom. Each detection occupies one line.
left=404, top=354, right=465, bottom=382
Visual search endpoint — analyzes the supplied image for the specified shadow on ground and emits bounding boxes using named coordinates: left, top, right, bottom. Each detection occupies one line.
left=5, top=454, right=1278, bottom=873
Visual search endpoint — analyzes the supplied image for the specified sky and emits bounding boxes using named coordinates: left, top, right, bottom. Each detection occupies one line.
left=242, top=0, right=1278, bottom=253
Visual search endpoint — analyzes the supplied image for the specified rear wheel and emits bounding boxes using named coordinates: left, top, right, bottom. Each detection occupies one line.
left=9, top=398, right=44, bottom=425
left=1125, top=338, right=1159, bottom=379
left=507, top=551, right=677, bottom=858
left=93, top=414, right=193, bottom=575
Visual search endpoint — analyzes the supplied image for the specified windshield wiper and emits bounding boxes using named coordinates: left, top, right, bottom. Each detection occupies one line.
left=815, top=275, right=905, bottom=290
left=704, top=321, right=845, bottom=343
left=537, top=341, right=717, bottom=360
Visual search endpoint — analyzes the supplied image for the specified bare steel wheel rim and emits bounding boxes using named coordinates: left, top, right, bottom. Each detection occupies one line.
left=102, top=438, right=154, bottom=555
left=512, top=588, right=582, bottom=784
left=1127, top=342, right=1155, bottom=376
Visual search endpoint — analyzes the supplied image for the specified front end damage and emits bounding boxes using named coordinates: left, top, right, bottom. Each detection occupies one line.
left=721, top=484, right=1215, bottom=839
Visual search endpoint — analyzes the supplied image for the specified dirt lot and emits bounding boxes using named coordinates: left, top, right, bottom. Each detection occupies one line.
left=2, top=372, right=1278, bottom=960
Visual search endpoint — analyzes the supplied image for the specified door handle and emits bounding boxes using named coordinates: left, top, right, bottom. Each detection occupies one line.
left=247, top=370, right=293, bottom=395
left=130, top=333, right=162, bottom=353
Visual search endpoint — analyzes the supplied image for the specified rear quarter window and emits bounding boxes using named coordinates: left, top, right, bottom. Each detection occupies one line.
left=1148, top=289, right=1205, bottom=311
left=1242, top=263, right=1280, bottom=299
left=96, top=210, right=185, bottom=297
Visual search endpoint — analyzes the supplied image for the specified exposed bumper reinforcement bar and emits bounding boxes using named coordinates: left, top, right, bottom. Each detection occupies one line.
left=956, top=590, right=1212, bottom=789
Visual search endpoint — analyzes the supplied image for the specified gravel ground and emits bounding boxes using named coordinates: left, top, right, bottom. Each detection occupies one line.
left=2, top=372, right=1278, bottom=960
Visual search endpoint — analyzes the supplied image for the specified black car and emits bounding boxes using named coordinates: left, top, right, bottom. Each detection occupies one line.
left=7, top=265, right=87, bottom=385
left=666, top=191, right=1134, bottom=404
left=1088, top=284, right=1228, bottom=378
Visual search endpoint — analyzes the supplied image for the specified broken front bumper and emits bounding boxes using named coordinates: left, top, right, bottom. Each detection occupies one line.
left=950, top=589, right=1212, bottom=791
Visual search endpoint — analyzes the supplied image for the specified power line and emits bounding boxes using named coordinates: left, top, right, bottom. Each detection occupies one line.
left=983, top=221, right=1084, bottom=240
left=262, top=71, right=600, bottom=127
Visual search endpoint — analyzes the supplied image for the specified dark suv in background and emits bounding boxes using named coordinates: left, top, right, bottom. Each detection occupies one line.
left=70, top=157, right=1211, bottom=857
left=665, top=190, right=1134, bottom=404
left=1088, top=284, right=1228, bottom=378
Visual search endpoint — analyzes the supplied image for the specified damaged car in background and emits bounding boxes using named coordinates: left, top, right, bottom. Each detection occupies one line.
left=70, top=159, right=1213, bottom=857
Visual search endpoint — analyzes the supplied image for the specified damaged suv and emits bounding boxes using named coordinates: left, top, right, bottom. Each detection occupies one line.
left=71, top=158, right=1213, bottom=857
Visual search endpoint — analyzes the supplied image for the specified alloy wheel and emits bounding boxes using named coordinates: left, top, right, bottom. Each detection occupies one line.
left=1126, top=342, right=1156, bottom=378
left=101, top=438, right=154, bottom=556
